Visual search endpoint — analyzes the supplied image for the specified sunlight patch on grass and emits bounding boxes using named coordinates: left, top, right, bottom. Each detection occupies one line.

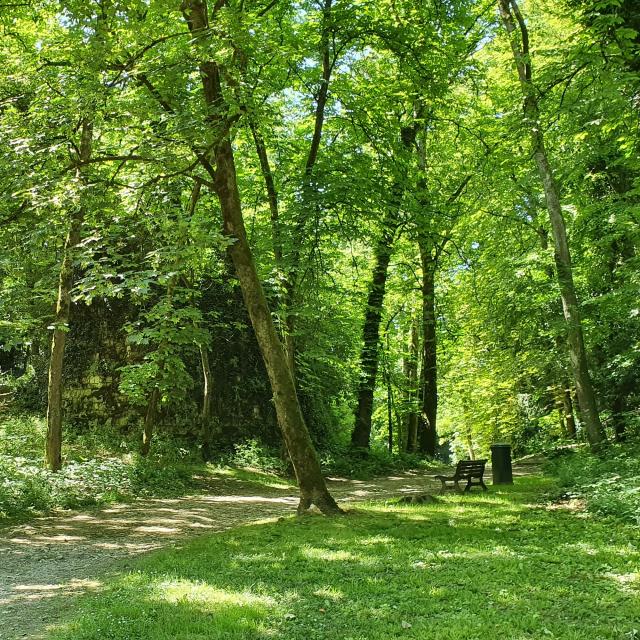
left=157, top=578, right=277, bottom=609
left=312, top=586, right=344, bottom=601
left=211, top=466, right=294, bottom=490
left=301, top=546, right=368, bottom=563
left=359, top=534, right=393, bottom=545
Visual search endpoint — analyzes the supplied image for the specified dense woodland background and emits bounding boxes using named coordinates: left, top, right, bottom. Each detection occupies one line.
left=0, top=0, right=638, bottom=510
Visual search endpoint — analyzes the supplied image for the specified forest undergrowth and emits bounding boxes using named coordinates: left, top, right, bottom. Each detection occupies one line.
left=544, top=442, right=640, bottom=526
left=0, top=414, right=434, bottom=521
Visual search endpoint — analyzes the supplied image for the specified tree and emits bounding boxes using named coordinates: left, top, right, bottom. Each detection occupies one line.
left=46, top=119, right=93, bottom=470
left=179, top=0, right=341, bottom=514
left=497, top=0, right=604, bottom=447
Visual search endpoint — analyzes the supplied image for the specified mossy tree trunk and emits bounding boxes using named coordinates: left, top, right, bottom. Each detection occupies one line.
left=350, top=124, right=418, bottom=449
left=351, top=224, right=396, bottom=449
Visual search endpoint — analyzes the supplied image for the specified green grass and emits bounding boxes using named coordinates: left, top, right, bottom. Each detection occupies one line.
left=47, top=476, right=640, bottom=640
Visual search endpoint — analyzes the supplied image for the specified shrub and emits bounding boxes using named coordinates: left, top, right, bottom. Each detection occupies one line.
left=0, top=414, right=204, bottom=520
left=0, top=413, right=47, bottom=458
left=545, top=441, right=640, bottom=526
left=228, top=438, right=289, bottom=475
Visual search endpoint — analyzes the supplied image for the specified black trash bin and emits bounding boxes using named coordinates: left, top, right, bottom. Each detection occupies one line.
left=491, top=443, right=513, bottom=485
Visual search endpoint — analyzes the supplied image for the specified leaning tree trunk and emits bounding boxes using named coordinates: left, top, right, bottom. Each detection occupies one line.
left=45, top=119, right=93, bottom=471
left=181, top=0, right=341, bottom=515
left=215, top=140, right=341, bottom=514
left=418, top=239, right=437, bottom=456
left=498, top=0, right=604, bottom=448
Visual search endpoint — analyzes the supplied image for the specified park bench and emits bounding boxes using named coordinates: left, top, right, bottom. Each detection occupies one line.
left=434, top=459, right=488, bottom=494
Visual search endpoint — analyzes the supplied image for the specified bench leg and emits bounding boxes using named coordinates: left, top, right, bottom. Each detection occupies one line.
left=480, top=480, right=488, bottom=491
left=464, top=478, right=472, bottom=493
left=454, top=480, right=463, bottom=494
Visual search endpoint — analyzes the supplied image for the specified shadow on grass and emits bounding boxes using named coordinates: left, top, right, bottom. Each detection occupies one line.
left=47, top=482, right=640, bottom=640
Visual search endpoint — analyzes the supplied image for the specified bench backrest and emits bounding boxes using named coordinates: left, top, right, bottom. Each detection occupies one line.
left=454, top=459, right=487, bottom=479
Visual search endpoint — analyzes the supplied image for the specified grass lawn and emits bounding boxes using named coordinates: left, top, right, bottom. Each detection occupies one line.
left=48, top=476, right=639, bottom=640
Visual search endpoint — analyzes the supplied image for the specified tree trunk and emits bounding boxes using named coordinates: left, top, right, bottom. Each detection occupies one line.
left=465, top=431, right=475, bottom=460
left=181, top=0, right=341, bottom=515
left=405, top=321, right=419, bottom=453
left=199, top=344, right=216, bottom=460
left=200, top=344, right=213, bottom=421
left=532, top=144, right=603, bottom=446
left=385, top=334, right=394, bottom=453
left=563, top=382, right=577, bottom=439
left=399, top=348, right=408, bottom=452
left=498, top=0, right=604, bottom=448
left=45, top=119, right=93, bottom=471
left=215, top=140, right=341, bottom=514
left=45, top=220, right=81, bottom=471
left=556, top=386, right=567, bottom=435
left=141, top=386, right=159, bottom=457
left=351, top=233, right=395, bottom=449
left=418, top=240, right=437, bottom=456
left=462, top=399, right=475, bottom=459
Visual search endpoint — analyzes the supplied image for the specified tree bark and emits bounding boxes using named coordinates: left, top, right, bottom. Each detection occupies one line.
left=200, top=344, right=213, bottom=421
left=45, top=119, right=93, bottom=471
left=418, top=240, right=437, bottom=456
left=498, top=0, right=604, bottom=448
left=384, top=333, right=394, bottom=453
left=181, top=0, right=341, bottom=515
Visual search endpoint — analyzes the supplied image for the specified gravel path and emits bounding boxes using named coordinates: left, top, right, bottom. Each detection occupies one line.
left=0, top=470, right=440, bottom=639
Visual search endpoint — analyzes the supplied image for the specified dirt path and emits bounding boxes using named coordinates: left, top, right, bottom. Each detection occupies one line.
left=0, top=470, right=445, bottom=640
